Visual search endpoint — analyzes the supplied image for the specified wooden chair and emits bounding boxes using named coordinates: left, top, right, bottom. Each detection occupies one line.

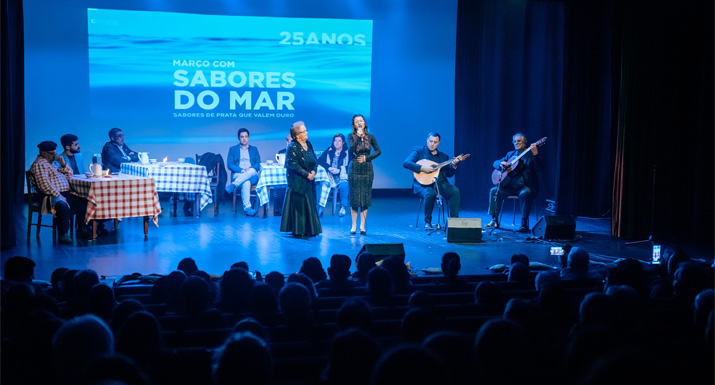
left=25, top=171, right=73, bottom=241
left=324, top=185, right=339, bottom=215
left=196, top=153, right=221, bottom=214
left=232, top=180, right=260, bottom=214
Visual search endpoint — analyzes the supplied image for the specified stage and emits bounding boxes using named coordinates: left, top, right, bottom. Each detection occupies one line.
left=2, top=190, right=668, bottom=283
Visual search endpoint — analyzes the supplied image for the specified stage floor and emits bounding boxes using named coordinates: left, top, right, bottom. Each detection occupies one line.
left=3, top=192, right=666, bottom=282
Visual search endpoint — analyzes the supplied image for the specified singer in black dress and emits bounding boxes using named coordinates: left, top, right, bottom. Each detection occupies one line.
left=348, top=114, right=381, bottom=235
left=280, top=121, right=322, bottom=237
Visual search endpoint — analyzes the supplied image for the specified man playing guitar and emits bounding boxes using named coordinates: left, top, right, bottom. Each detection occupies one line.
left=486, top=133, right=542, bottom=232
left=403, top=132, right=465, bottom=230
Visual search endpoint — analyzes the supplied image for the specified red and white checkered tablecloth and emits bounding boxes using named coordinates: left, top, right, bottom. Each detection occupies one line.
left=121, top=162, right=213, bottom=210
left=70, top=174, right=162, bottom=225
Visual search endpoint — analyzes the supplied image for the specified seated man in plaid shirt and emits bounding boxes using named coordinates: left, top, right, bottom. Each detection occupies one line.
left=29, top=141, right=89, bottom=243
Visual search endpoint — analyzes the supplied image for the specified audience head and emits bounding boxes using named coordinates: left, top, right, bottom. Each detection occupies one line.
left=579, top=292, right=617, bottom=328
left=474, top=280, right=503, bottom=312
left=53, top=314, right=114, bottom=384
left=510, top=253, right=529, bottom=266
left=328, top=254, right=352, bottom=282
left=287, top=272, right=317, bottom=304
left=422, top=331, right=473, bottom=384
left=355, top=252, right=376, bottom=283
left=213, top=331, right=272, bottom=385
left=336, top=297, right=372, bottom=332
left=177, top=257, right=199, bottom=276
left=408, top=290, right=434, bottom=311
left=3, top=256, right=36, bottom=283
left=604, top=258, right=645, bottom=293
left=672, top=262, right=709, bottom=301
left=82, top=354, right=152, bottom=385
left=567, top=247, right=590, bottom=270
left=663, top=246, right=691, bottom=277
left=233, top=317, right=269, bottom=342
left=50, top=267, right=68, bottom=291
left=473, top=318, right=527, bottom=385
left=249, top=282, right=279, bottom=315
left=278, top=282, right=311, bottom=323
left=115, top=310, right=162, bottom=366
left=89, top=283, right=116, bottom=322
left=367, top=266, right=393, bottom=297
left=220, top=267, right=254, bottom=314
left=507, top=262, right=530, bottom=283
left=371, top=345, right=445, bottom=385
left=440, top=252, right=461, bottom=280
left=181, top=275, right=211, bottom=315
left=535, top=270, right=562, bottom=291
left=231, top=261, right=250, bottom=271
left=694, top=289, right=715, bottom=334
left=401, top=308, right=437, bottom=343
left=299, top=257, right=327, bottom=283
left=264, top=271, right=285, bottom=296
left=73, top=269, right=101, bottom=299
left=323, top=328, right=380, bottom=385
left=110, top=298, right=145, bottom=335
left=380, top=255, right=412, bottom=290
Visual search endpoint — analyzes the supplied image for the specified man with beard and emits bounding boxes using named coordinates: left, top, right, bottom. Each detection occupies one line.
left=60, top=134, right=86, bottom=175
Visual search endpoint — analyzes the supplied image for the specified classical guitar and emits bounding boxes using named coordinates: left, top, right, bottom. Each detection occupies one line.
left=414, top=154, right=470, bottom=185
left=491, top=137, right=547, bottom=186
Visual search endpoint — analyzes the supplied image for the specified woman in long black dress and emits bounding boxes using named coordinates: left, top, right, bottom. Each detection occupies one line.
left=348, top=114, right=381, bottom=235
left=280, top=121, right=322, bottom=237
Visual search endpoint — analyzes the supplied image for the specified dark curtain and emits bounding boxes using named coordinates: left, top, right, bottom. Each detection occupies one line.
left=1, top=0, right=25, bottom=250
left=456, top=0, right=612, bottom=218
left=457, top=0, right=713, bottom=249
left=612, top=0, right=713, bottom=247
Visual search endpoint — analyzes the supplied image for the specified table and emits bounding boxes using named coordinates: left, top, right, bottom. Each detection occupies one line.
left=256, top=164, right=331, bottom=209
left=70, top=174, right=162, bottom=238
left=121, top=162, right=213, bottom=216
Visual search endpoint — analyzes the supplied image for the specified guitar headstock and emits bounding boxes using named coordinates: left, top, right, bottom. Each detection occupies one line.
left=534, top=137, right=547, bottom=146
left=456, top=153, right=470, bottom=161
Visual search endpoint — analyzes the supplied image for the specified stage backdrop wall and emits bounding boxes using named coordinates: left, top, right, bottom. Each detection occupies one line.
left=23, top=0, right=458, bottom=189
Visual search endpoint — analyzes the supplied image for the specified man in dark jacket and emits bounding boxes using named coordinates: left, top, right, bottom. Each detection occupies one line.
left=101, top=128, right=139, bottom=172
left=486, top=133, right=541, bottom=232
left=403, top=132, right=462, bottom=230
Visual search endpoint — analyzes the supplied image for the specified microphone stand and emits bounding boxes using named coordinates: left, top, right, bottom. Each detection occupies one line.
left=428, top=177, right=446, bottom=236
left=489, top=168, right=504, bottom=236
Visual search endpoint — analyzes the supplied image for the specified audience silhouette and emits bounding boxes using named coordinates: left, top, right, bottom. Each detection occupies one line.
left=3, top=245, right=712, bottom=385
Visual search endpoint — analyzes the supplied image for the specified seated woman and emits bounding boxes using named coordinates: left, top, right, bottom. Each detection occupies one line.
left=280, top=121, right=322, bottom=237
left=317, top=133, right=351, bottom=217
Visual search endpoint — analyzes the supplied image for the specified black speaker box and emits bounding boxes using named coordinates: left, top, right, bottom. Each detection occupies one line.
left=531, top=215, right=576, bottom=239
left=447, top=218, right=482, bottom=243
left=359, top=243, right=406, bottom=260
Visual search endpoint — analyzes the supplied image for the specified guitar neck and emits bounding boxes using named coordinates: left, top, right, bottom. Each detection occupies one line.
left=510, top=150, right=530, bottom=166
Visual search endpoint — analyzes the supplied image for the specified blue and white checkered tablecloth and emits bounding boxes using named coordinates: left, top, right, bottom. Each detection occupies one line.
left=121, top=162, right=213, bottom=210
left=256, top=164, right=330, bottom=207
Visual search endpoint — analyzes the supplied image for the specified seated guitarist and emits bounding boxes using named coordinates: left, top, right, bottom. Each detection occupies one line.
left=486, top=133, right=541, bottom=232
left=403, top=132, right=461, bottom=230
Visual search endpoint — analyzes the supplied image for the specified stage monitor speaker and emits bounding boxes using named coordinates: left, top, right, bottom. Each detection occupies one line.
left=447, top=218, right=482, bottom=243
left=531, top=215, right=576, bottom=239
left=359, top=243, right=406, bottom=260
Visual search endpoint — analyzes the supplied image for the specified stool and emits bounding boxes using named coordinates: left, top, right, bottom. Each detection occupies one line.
left=498, top=195, right=539, bottom=226
left=499, top=195, right=519, bottom=225
left=415, top=194, right=449, bottom=228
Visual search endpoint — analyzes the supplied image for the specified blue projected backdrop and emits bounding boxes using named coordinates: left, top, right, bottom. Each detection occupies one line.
left=88, top=9, right=372, bottom=131
left=24, top=0, right=457, bottom=188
